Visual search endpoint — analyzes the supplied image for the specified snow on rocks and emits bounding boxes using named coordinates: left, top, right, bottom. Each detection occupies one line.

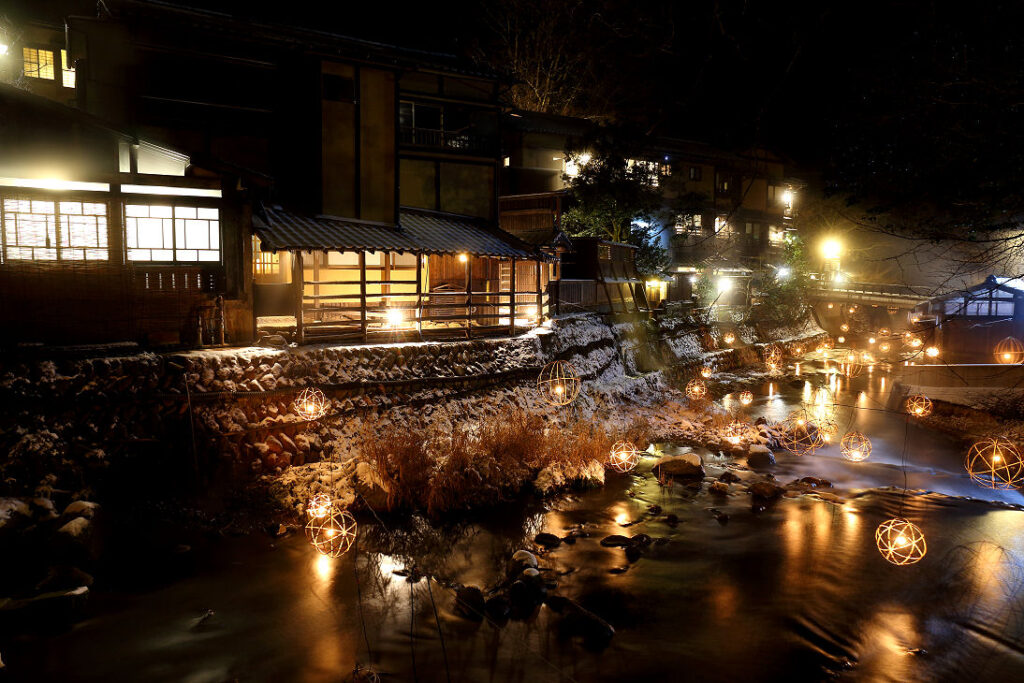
left=652, top=452, right=705, bottom=478
left=534, top=459, right=605, bottom=496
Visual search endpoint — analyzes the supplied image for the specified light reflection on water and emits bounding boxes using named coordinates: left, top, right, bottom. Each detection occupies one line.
left=7, top=356, right=1024, bottom=682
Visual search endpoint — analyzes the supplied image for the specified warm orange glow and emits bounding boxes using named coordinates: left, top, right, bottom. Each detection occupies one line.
left=905, top=394, right=933, bottom=417
left=876, top=518, right=927, bottom=565
left=538, top=360, right=581, bottom=406
left=965, top=437, right=1024, bottom=489
left=739, top=390, right=754, bottom=406
left=686, top=378, right=708, bottom=401
left=458, top=253, right=468, bottom=263
left=840, top=431, right=872, bottom=462
left=701, top=366, right=713, bottom=378
left=994, top=336, right=1024, bottom=364
left=294, top=387, right=329, bottom=421
left=608, top=441, right=640, bottom=473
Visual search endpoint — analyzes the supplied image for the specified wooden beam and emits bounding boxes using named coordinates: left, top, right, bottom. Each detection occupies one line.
left=416, top=252, right=423, bottom=341
left=509, top=258, right=516, bottom=336
left=293, top=250, right=305, bottom=345
left=359, top=251, right=367, bottom=342
left=465, top=253, right=472, bottom=339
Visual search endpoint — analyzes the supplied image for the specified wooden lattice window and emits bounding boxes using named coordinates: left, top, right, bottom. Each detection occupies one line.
left=252, top=235, right=280, bottom=276
left=125, top=203, right=220, bottom=262
left=61, top=50, right=75, bottom=88
left=0, top=197, right=108, bottom=262
left=23, top=47, right=54, bottom=80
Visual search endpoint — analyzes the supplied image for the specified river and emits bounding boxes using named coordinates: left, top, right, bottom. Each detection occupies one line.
left=6, top=357, right=1024, bottom=682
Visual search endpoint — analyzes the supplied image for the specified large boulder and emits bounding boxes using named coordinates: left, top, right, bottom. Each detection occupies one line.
left=746, top=444, right=776, bottom=467
left=652, top=452, right=705, bottom=478
left=352, top=461, right=390, bottom=510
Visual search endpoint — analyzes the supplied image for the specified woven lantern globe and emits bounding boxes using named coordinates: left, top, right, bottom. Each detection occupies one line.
left=822, top=336, right=835, bottom=350
left=840, top=323, right=850, bottom=332
left=905, top=394, right=933, bottom=418
left=739, top=390, right=754, bottom=406
left=878, top=327, right=891, bottom=337
left=608, top=441, right=641, bottom=473
left=814, top=416, right=840, bottom=444
left=875, top=518, right=927, bottom=566
left=839, top=351, right=863, bottom=378
left=700, top=365, right=714, bottom=378
left=723, top=332, right=736, bottom=345
left=803, top=386, right=837, bottom=423
left=294, top=387, right=329, bottom=421
left=723, top=420, right=749, bottom=446
left=685, top=378, right=708, bottom=401
left=792, top=344, right=804, bottom=355
left=306, top=508, right=357, bottom=557
left=840, top=431, right=872, bottom=462
left=879, top=342, right=891, bottom=353
left=763, top=343, right=783, bottom=365
left=965, top=437, right=1024, bottom=490
left=537, top=360, right=581, bottom=406
left=306, top=493, right=333, bottom=519
left=994, top=336, right=1024, bottom=365
left=778, top=411, right=825, bottom=456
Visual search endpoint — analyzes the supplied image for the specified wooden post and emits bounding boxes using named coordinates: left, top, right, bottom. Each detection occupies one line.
left=359, top=251, right=367, bottom=342
left=416, top=251, right=423, bottom=340
left=509, top=258, right=517, bottom=336
left=292, top=250, right=304, bottom=345
left=535, top=259, right=542, bottom=324
left=465, top=253, right=472, bottom=339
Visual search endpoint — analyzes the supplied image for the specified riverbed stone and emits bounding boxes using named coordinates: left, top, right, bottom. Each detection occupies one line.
left=749, top=481, right=785, bottom=500
left=652, top=452, right=705, bottom=478
left=534, top=532, right=562, bottom=549
left=508, top=550, right=538, bottom=575
left=709, top=481, right=729, bottom=495
left=747, top=444, right=776, bottom=467
left=455, top=585, right=486, bottom=621
left=600, top=534, right=632, bottom=547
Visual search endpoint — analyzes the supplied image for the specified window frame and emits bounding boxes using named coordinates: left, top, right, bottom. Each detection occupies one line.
left=22, top=46, right=56, bottom=80
left=122, top=198, right=222, bottom=265
left=0, top=192, right=111, bottom=263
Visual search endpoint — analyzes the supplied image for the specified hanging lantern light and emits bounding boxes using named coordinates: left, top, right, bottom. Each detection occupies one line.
left=685, top=378, right=708, bottom=401
left=803, top=386, right=837, bottom=422
left=537, top=360, right=581, bottom=406
left=840, top=431, right=872, bottom=462
left=840, top=351, right=863, bottom=378
left=723, top=420, right=749, bottom=446
left=827, top=302, right=834, bottom=309
left=879, top=342, right=891, bottom=353
left=994, top=336, right=1024, bottom=364
left=306, top=493, right=333, bottom=519
left=875, top=518, right=927, bottom=565
left=608, top=441, right=641, bottom=473
left=723, top=332, right=736, bottom=345
left=778, top=411, right=825, bottom=456
left=840, top=323, right=850, bottom=332
left=878, top=327, right=891, bottom=337
left=306, top=508, right=357, bottom=557
left=848, top=306, right=856, bottom=314
left=925, top=346, right=940, bottom=358
left=822, top=336, right=835, bottom=350
left=294, top=387, right=329, bottom=421
left=905, top=394, right=933, bottom=417
left=965, top=437, right=1024, bottom=489
left=763, top=343, right=783, bottom=366
left=701, top=365, right=714, bottom=378
left=739, top=390, right=754, bottom=406
left=792, top=344, right=804, bottom=355
left=814, top=416, right=840, bottom=444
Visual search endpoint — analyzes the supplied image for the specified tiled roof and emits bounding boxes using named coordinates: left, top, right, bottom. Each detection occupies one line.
left=254, top=205, right=542, bottom=259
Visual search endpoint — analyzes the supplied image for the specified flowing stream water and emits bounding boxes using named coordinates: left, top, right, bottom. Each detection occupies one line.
left=6, top=357, right=1024, bottom=682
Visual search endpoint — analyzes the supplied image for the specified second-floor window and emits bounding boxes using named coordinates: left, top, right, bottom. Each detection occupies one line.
left=61, top=50, right=76, bottom=88
left=23, top=47, right=55, bottom=80
left=675, top=214, right=702, bottom=235
left=125, top=204, right=220, bottom=263
left=716, top=173, right=730, bottom=192
left=688, top=166, right=702, bottom=181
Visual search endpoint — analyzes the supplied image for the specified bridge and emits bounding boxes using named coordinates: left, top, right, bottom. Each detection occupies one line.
left=807, top=280, right=927, bottom=308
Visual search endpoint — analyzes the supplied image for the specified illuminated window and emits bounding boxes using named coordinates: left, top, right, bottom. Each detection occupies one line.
left=714, top=216, right=730, bottom=234
left=61, top=50, right=75, bottom=89
left=598, top=244, right=612, bottom=260
left=253, top=235, right=280, bottom=276
left=675, top=214, right=702, bottom=235
left=23, top=47, right=55, bottom=80
left=768, top=225, right=785, bottom=244
left=1, top=198, right=108, bottom=261
left=125, top=204, right=219, bottom=262
left=688, top=166, right=702, bottom=181
left=716, top=173, right=730, bottom=192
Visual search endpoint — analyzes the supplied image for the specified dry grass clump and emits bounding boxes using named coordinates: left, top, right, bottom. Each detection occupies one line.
left=359, top=409, right=618, bottom=515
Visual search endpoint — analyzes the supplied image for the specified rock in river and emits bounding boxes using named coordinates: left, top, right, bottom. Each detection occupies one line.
left=508, top=549, right=538, bottom=575
left=534, top=532, right=562, bottom=549
left=749, top=481, right=786, bottom=500
left=455, top=585, right=485, bottom=621
left=652, top=452, right=705, bottom=478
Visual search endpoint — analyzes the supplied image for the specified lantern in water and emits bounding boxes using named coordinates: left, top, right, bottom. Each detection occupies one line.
left=879, top=342, right=891, bottom=353
left=905, top=394, right=933, bottom=417
left=909, top=337, right=923, bottom=349
left=840, top=431, right=872, bottom=462
left=739, top=390, right=754, bottom=406
left=294, top=387, right=329, bottom=420
left=815, top=416, right=840, bottom=444
left=878, top=327, right=891, bottom=337
left=875, top=518, right=927, bottom=565
left=803, top=386, right=837, bottom=422
left=778, top=411, right=825, bottom=456
left=925, top=346, right=940, bottom=358
left=701, top=365, right=714, bottom=378
left=839, top=351, right=863, bottom=378
left=686, top=378, right=708, bottom=401
left=723, top=421, right=748, bottom=446
left=827, top=302, right=834, bottom=309
left=608, top=441, right=641, bottom=473
left=307, top=493, right=333, bottom=519
left=840, top=323, right=850, bottom=332
left=965, top=437, right=1024, bottom=489
left=837, top=336, right=846, bottom=344
left=537, top=360, right=581, bottom=406
left=723, top=332, right=736, bottom=344
left=763, top=343, right=783, bottom=366
left=306, top=508, right=357, bottom=557
left=793, top=344, right=804, bottom=355
left=848, top=306, right=856, bottom=314
left=994, top=336, right=1024, bottom=364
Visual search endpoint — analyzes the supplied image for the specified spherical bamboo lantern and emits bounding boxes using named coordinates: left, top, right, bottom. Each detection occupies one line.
left=840, top=323, right=850, bottom=332
left=306, top=493, right=333, bottom=519
left=925, top=346, right=940, bottom=358
left=879, top=342, right=891, bottom=353
left=306, top=508, right=357, bottom=557
left=878, top=327, right=891, bottom=337
left=840, top=431, right=872, bottom=462
left=837, top=336, right=846, bottom=344
left=739, top=390, right=754, bottom=406
left=294, top=387, right=329, bottom=421
left=909, top=337, right=923, bottom=349
left=965, top=437, right=1024, bottom=489
left=701, top=365, right=714, bottom=378
left=840, top=351, right=863, bottom=378
left=763, top=343, right=783, bottom=365
left=848, top=306, right=856, bottom=314
left=875, top=518, right=927, bottom=565
left=538, top=360, right=581, bottom=406
left=822, top=336, right=835, bottom=350
left=905, top=394, right=933, bottom=418
left=814, top=416, right=840, bottom=444
left=803, top=386, right=837, bottom=422
left=723, top=420, right=749, bottom=446
left=723, top=332, right=736, bottom=345
left=792, top=344, right=804, bottom=355
left=827, top=302, right=834, bottom=309
left=778, top=411, right=825, bottom=456
left=994, top=336, right=1024, bottom=364
left=608, top=441, right=640, bottom=473
left=685, top=378, right=708, bottom=401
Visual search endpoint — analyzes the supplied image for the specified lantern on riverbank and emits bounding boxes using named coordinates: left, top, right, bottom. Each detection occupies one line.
left=608, top=441, right=640, bottom=473
left=686, top=378, right=708, bottom=401
left=814, top=417, right=840, bottom=444
left=723, top=332, right=736, bottom=345
left=792, top=344, right=804, bottom=356
left=306, top=493, right=333, bottom=519
left=875, top=518, right=927, bottom=565
left=878, top=327, right=891, bottom=337
left=803, top=386, right=837, bottom=423
left=994, top=337, right=1024, bottom=365
left=965, top=437, right=1024, bottom=489
left=538, top=360, right=581, bottom=406
left=724, top=421, right=749, bottom=446
left=701, top=365, right=714, bottom=378
left=294, top=387, right=329, bottom=421
left=306, top=508, right=357, bottom=557
left=840, top=323, right=849, bottom=332
left=905, top=394, right=933, bottom=418
left=739, top=390, right=754, bottom=406
left=778, top=411, right=825, bottom=456
left=840, top=431, right=872, bottom=462
left=839, top=351, right=863, bottom=378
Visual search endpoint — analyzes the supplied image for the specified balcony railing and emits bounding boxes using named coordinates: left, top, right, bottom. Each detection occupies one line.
left=399, top=127, right=495, bottom=156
